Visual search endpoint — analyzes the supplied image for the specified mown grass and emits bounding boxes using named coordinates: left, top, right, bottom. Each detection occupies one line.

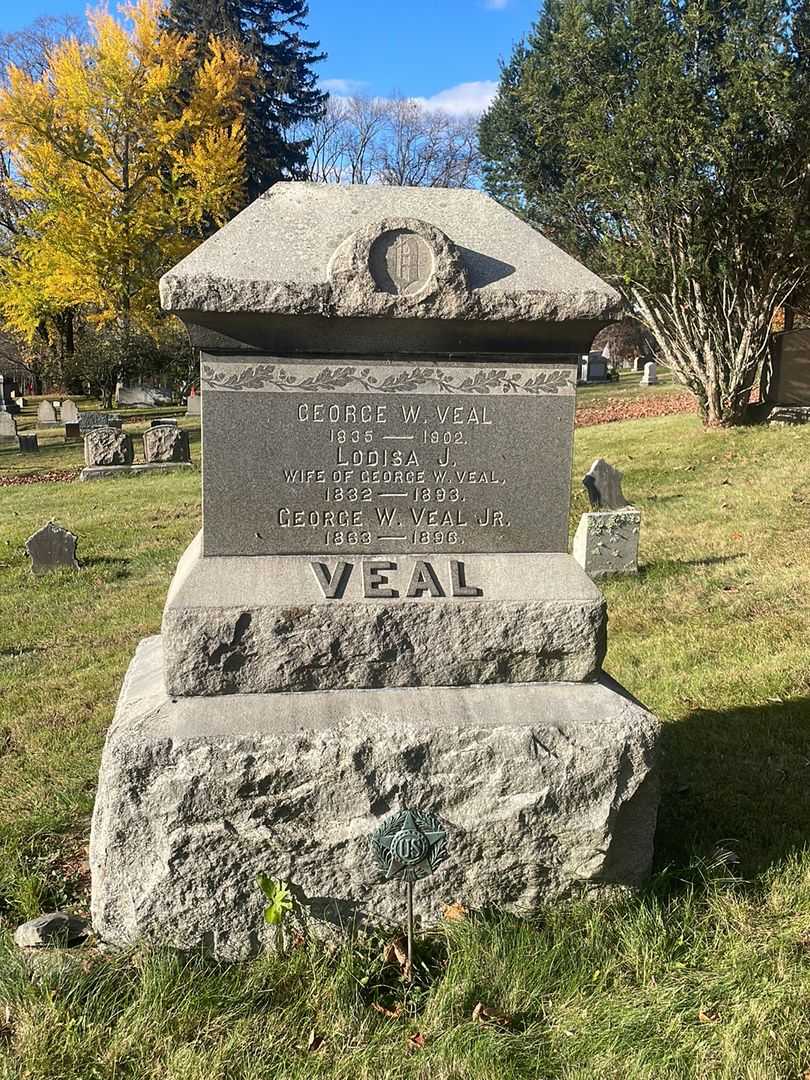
left=1, top=413, right=809, bottom=1078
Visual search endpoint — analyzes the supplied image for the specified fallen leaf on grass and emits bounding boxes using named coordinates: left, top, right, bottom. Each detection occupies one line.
left=442, top=901, right=467, bottom=922
left=472, top=1002, right=512, bottom=1028
left=371, top=1001, right=403, bottom=1020
left=698, top=1007, right=721, bottom=1024
left=407, top=1032, right=426, bottom=1051
left=306, top=1028, right=325, bottom=1053
left=383, top=936, right=411, bottom=979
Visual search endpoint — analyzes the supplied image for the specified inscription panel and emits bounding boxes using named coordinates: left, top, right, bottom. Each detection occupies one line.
left=201, top=358, right=576, bottom=557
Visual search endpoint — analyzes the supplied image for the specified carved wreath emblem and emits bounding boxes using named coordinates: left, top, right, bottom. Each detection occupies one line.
left=370, top=809, right=449, bottom=884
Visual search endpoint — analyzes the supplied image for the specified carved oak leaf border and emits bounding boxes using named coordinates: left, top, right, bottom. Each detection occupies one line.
left=202, top=363, right=574, bottom=396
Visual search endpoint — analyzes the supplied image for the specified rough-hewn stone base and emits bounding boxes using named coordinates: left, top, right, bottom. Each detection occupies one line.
left=80, top=462, right=194, bottom=482
left=162, top=534, right=607, bottom=695
left=90, top=635, right=660, bottom=959
left=768, top=405, right=810, bottom=426
left=573, top=509, right=641, bottom=579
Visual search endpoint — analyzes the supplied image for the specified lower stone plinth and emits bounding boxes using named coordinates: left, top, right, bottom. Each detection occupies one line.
left=90, top=636, right=660, bottom=959
left=162, top=534, right=607, bottom=695
left=80, top=462, right=194, bottom=481
left=573, top=509, right=641, bottom=579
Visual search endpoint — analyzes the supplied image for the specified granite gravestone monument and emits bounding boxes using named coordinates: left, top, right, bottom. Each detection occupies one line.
left=574, top=459, right=641, bottom=578
left=37, top=400, right=58, bottom=427
left=0, top=411, right=17, bottom=448
left=90, top=184, right=661, bottom=958
left=60, top=399, right=80, bottom=425
left=641, top=361, right=658, bottom=386
left=25, top=522, right=79, bottom=575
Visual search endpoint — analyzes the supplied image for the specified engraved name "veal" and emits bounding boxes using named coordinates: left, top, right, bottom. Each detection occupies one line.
left=310, top=559, right=483, bottom=599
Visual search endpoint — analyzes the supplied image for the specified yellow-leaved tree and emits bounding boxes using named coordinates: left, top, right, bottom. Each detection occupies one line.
left=0, top=0, right=256, bottom=403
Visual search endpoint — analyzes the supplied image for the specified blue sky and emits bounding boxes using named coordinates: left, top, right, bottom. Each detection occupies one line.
left=0, top=0, right=540, bottom=114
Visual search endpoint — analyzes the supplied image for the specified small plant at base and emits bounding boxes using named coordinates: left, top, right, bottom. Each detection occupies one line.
left=257, top=874, right=293, bottom=950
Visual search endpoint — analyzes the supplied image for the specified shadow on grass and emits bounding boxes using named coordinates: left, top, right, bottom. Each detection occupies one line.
left=654, top=695, right=810, bottom=877
left=641, top=554, right=745, bottom=577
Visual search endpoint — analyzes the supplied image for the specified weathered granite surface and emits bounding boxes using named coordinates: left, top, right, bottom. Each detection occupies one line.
left=90, top=635, right=660, bottom=958
left=160, top=184, right=621, bottom=323
left=84, top=427, right=134, bottom=467
left=143, top=425, right=190, bottom=463
left=582, top=458, right=630, bottom=510
left=25, top=521, right=79, bottom=575
left=573, top=510, right=641, bottom=579
left=162, top=535, right=607, bottom=695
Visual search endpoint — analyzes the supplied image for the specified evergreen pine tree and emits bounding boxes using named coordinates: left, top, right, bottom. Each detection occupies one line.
left=163, top=0, right=326, bottom=201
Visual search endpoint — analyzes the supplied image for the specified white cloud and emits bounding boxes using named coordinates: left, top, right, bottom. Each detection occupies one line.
left=321, top=79, right=498, bottom=117
left=412, top=81, right=498, bottom=116
left=484, top=0, right=510, bottom=9
left=320, top=78, right=369, bottom=95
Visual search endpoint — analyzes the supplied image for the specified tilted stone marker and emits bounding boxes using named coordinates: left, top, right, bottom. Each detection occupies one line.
left=640, top=360, right=658, bottom=386
left=25, top=521, right=79, bottom=575
left=90, top=183, right=661, bottom=958
left=574, top=458, right=641, bottom=578
left=143, top=424, right=190, bottom=463
left=60, top=399, right=80, bottom=425
left=37, top=400, right=59, bottom=427
left=0, top=411, right=18, bottom=448
left=583, top=458, right=629, bottom=510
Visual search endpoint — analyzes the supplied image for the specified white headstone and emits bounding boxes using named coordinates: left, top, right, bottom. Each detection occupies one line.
left=60, top=399, right=80, bottom=425
left=0, top=411, right=17, bottom=446
left=37, top=400, right=57, bottom=426
left=640, top=361, right=658, bottom=385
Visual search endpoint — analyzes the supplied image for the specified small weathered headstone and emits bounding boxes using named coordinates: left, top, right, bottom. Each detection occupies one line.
left=37, top=400, right=58, bottom=427
left=575, top=459, right=639, bottom=578
left=18, top=433, right=38, bottom=452
left=25, top=522, right=79, bottom=575
left=186, top=394, right=201, bottom=417
left=14, top=912, right=88, bottom=948
left=640, top=361, right=658, bottom=386
left=60, top=399, right=80, bottom=425
left=143, top=425, right=190, bottom=463
left=573, top=508, right=641, bottom=578
left=84, top=427, right=134, bottom=467
left=64, top=422, right=82, bottom=443
left=582, top=458, right=629, bottom=510
left=0, top=411, right=17, bottom=447
left=79, top=412, right=123, bottom=433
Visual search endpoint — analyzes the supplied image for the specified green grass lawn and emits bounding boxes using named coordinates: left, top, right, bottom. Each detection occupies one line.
left=575, top=366, right=680, bottom=404
left=1, top=413, right=809, bottom=1079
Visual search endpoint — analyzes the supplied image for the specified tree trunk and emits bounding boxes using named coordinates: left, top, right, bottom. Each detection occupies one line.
left=631, top=278, right=783, bottom=427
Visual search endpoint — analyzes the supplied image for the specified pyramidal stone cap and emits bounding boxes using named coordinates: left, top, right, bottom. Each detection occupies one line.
left=160, top=182, right=621, bottom=324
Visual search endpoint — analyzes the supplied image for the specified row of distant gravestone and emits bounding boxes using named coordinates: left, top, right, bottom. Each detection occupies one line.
left=37, top=399, right=80, bottom=426
left=0, top=403, right=130, bottom=450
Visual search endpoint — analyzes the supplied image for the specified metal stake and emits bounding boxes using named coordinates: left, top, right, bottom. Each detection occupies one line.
left=406, top=880, right=414, bottom=979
